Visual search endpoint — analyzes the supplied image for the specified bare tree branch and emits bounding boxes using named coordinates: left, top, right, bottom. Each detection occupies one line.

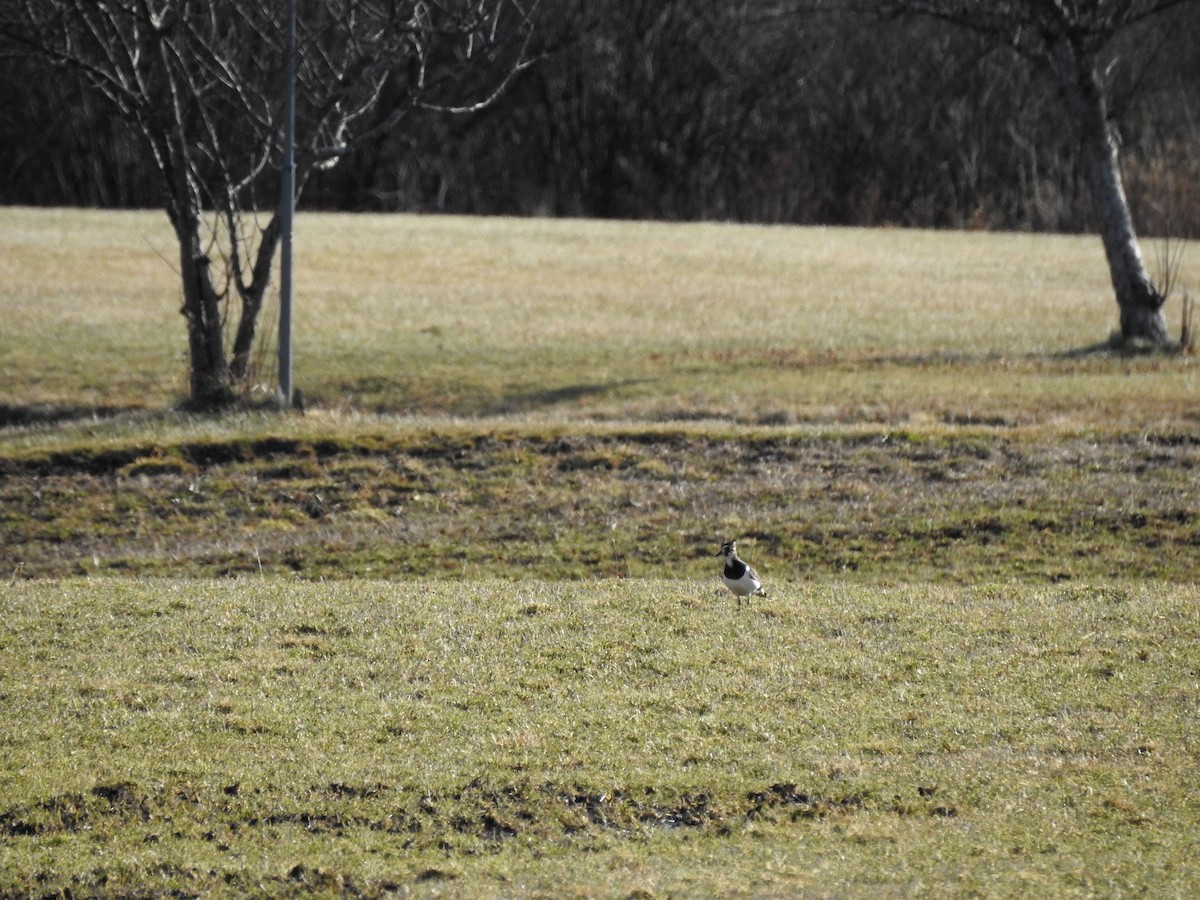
left=875, top=0, right=1200, bottom=344
left=0, top=0, right=536, bottom=406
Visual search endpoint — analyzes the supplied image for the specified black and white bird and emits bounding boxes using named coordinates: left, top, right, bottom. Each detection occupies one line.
left=717, top=539, right=766, bottom=605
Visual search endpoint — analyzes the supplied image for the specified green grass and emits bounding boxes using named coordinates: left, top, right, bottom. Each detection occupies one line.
left=2, top=426, right=1199, bottom=582
left=2, top=579, right=1198, bottom=896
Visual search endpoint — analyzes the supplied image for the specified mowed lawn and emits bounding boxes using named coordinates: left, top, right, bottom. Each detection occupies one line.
left=1, top=208, right=1198, bottom=895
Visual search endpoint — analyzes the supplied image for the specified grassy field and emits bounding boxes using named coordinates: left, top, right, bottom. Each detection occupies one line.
left=1, top=207, right=1198, bottom=895
left=1, top=207, right=1196, bottom=428
left=2, top=207, right=1197, bottom=583
left=2, top=424, right=1199, bottom=583
left=2, top=580, right=1198, bottom=896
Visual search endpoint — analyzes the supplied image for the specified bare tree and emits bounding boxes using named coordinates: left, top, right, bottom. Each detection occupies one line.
left=876, top=0, right=1197, bottom=346
left=1, top=0, right=532, bottom=408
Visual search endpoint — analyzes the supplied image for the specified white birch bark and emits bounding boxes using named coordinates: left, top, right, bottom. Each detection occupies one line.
left=1066, top=50, right=1170, bottom=345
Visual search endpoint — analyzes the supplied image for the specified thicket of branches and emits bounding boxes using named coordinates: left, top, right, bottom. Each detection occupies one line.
left=2, top=0, right=1198, bottom=236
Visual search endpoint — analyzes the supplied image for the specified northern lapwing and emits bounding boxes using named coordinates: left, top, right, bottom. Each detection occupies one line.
left=717, top=539, right=766, bottom=605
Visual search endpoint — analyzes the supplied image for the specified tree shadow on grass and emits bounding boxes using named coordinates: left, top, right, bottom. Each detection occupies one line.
left=482, top=379, right=650, bottom=416
left=1052, top=335, right=1186, bottom=359
left=841, top=339, right=1183, bottom=367
left=0, top=403, right=139, bottom=429
left=338, top=375, right=650, bottom=417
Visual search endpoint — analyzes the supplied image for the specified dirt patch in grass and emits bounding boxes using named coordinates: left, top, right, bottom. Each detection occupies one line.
left=0, top=776, right=917, bottom=843
left=3, top=429, right=1197, bottom=582
left=0, top=775, right=955, bottom=896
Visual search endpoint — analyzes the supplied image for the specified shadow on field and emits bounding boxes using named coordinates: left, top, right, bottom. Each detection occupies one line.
left=485, top=379, right=650, bottom=415
left=1052, top=335, right=1188, bottom=359
left=0, top=404, right=137, bottom=429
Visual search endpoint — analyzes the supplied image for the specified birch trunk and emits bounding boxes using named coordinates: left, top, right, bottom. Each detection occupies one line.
left=1068, top=51, right=1170, bottom=345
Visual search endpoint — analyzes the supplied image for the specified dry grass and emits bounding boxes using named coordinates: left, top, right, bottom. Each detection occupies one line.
left=2, top=207, right=1196, bottom=431
left=2, top=207, right=1197, bottom=583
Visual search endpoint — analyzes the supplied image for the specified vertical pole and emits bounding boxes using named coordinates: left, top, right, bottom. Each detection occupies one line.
left=278, top=0, right=296, bottom=407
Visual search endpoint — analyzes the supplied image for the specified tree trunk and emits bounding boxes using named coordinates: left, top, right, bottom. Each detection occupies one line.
left=229, top=214, right=283, bottom=384
left=175, top=213, right=235, bottom=409
left=1068, top=51, right=1170, bottom=346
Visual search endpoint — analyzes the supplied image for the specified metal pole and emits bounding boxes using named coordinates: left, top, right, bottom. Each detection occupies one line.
left=278, top=0, right=296, bottom=407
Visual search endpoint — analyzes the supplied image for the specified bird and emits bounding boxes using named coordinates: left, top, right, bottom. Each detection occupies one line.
left=717, top=539, right=766, bottom=605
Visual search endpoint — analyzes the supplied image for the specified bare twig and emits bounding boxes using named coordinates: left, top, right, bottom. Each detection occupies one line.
left=1151, top=199, right=1185, bottom=303
left=1182, top=292, right=1195, bottom=354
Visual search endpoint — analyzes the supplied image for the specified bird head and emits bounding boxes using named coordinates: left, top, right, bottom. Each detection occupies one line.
left=717, top=539, right=736, bottom=558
